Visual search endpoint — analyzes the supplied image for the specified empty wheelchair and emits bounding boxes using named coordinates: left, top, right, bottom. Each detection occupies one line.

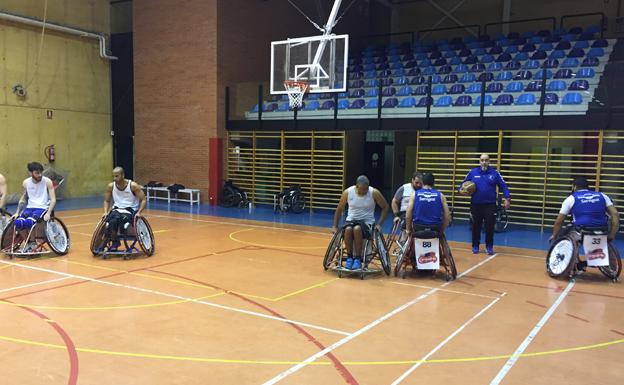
left=274, top=184, right=306, bottom=214
left=221, top=180, right=250, bottom=208
left=394, top=227, right=457, bottom=281
left=547, top=225, right=621, bottom=282
left=1, top=210, right=70, bottom=258
left=323, top=226, right=391, bottom=279
left=90, top=211, right=155, bottom=259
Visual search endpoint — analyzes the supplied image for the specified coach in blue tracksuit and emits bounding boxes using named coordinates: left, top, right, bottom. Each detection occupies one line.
left=459, top=154, right=510, bottom=255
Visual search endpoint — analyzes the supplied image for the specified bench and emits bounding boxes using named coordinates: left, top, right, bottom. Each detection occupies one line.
left=144, top=186, right=201, bottom=205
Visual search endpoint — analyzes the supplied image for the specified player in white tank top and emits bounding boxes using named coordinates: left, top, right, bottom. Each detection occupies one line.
left=391, top=172, right=423, bottom=222
left=0, top=173, right=7, bottom=212
left=14, top=162, right=57, bottom=230
left=332, top=175, right=389, bottom=270
left=102, top=167, right=147, bottom=248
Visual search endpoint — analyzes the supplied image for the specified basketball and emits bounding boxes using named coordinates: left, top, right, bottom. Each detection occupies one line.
left=460, top=181, right=477, bottom=195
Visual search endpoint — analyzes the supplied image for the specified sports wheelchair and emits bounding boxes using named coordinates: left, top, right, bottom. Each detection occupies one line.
left=1, top=209, right=70, bottom=258
left=323, top=225, right=391, bottom=279
left=547, top=225, right=621, bottom=282
left=90, top=210, right=155, bottom=259
left=221, top=180, right=250, bottom=208
left=394, top=226, right=457, bottom=281
left=274, top=184, right=305, bottom=214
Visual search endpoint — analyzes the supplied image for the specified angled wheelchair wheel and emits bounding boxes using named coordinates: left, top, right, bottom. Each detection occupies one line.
left=373, top=229, right=391, bottom=276
left=290, top=193, right=306, bottom=214
left=598, top=243, right=622, bottom=281
left=546, top=235, right=577, bottom=278
left=394, top=237, right=413, bottom=278
left=441, top=236, right=457, bottom=281
left=0, top=210, right=11, bottom=234
left=385, top=220, right=401, bottom=253
left=1, top=219, right=23, bottom=255
left=494, top=208, right=509, bottom=233
left=90, top=217, right=108, bottom=256
left=323, top=231, right=342, bottom=270
left=45, top=218, right=70, bottom=255
left=135, top=216, right=155, bottom=256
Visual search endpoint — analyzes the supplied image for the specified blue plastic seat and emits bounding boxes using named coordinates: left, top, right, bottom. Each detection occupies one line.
left=382, top=98, right=399, bottom=108
left=276, top=102, right=290, bottom=112
left=587, top=48, right=605, bottom=58
left=460, top=73, right=476, bottom=82
left=525, top=81, right=543, bottom=92
left=454, top=95, right=473, bottom=106
left=467, top=83, right=483, bottom=94
left=410, top=76, right=426, bottom=85
left=554, top=69, right=573, bottom=79
left=543, top=58, right=559, bottom=69
left=581, top=57, right=599, bottom=67
left=442, top=74, right=458, bottom=84
left=429, top=75, right=442, bottom=84
left=366, top=79, right=379, bottom=87
left=561, top=58, right=579, bottom=68
left=487, top=62, right=503, bottom=71
left=478, top=72, right=494, bottom=82
left=397, top=97, right=416, bottom=108
left=539, top=93, right=559, bottom=105
left=413, top=85, right=429, bottom=95
left=549, top=50, right=565, bottom=59
left=448, top=84, right=465, bottom=94
left=337, top=99, right=350, bottom=109
left=486, top=82, right=503, bottom=93
left=422, top=66, right=436, bottom=75
left=567, top=48, right=585, bottom=58
left=523, top=60, right=539, bottom=69
left=366, top=88, right=379, bottom=98
left=319, top=100, right=334, bottom=110
left=514, top=52, right=529, bottom=61
left=531, top=50, right=547, bottom=60
left=349, top=89, right=365, bottom=98
left=434, top=96, right=453, bottom=107
left=591, top=39, right=608, bottom=48
left=505, top=81, right=524, bottom=92
left=303, top=100, right=320, bottom=111
left=521, top=44, right=536, bottom=53
left=432, top=85, right=447, bottom=95
left=406, top=68, right=420, bottom=77
left=449, top=57, right=462, bottom=65
left=505, top=61, right=521, bottom=70
left=515, top=93, right=536, bottom=105
left=463, top=55, right=478, bottom=64
left=397, top=86, right=413, bottom=96
left=488, top=45, right=503, bottom=55
left=494, top=94, right=514, bottom=105
left=472, top=48, right=486, bottom=56
left=473, top=94, right=493, bottom=106
left=568, top=79, right=589, bottom=91
left=438, top=65, right=453, bottom=74
left=504, top=45, right=518, bottom=54
left=454, top=64, right=468, bottom=73
left=496, top=53, right=512, bottom=62
left=470, top=63, right=486, bottom=72
left=495, top=71, right=513, bottom=81
left=562, top=92, right=583, bottom=105
left=382, top=87, right=397, bottom=97
left=576, top=68, right=595, bottom=78
left=535, top=69, right=553, bottom=80
left=380, top=77, right=394, bottom=87
left=555, top=41, right=571, bottom=50
left=547, top=80, right=567, bottom=91
left=262, top=103, right=278, bottom=112
left=434, top=58, right=448, bottom=67
left=416, top=96, right=433, bottom=107
left=573, top=40, right=589, bottom=49
left=395, top=76, right=408, bottom=86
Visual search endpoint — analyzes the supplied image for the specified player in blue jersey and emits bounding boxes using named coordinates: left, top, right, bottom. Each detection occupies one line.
left=406, top=173, right=450, bottom=234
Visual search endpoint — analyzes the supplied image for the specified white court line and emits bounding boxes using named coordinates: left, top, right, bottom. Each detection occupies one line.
left=0, top=260, right=350, bottom=336
left=261, top=254, right=499, bottom=385
left=0, top=277, right=71, bottom=294
left=391, top=294, right=505, bottom=385
left=391, top=281, right=500, bottom=299
left=489, top=280, right=575, bottom=385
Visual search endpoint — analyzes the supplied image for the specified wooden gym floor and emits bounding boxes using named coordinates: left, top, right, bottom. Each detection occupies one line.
left=0, top=207, right=621, bottom=385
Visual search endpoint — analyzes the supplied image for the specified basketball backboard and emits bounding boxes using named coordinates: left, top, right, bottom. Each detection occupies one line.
left=270, top=34, right=348, bottom=94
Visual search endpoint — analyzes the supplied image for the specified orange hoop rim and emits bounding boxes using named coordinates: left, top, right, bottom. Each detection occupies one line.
left=284, top=80, right=309, bottom=92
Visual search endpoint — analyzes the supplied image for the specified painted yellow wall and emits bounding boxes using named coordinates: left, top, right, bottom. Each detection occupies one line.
left=0, top=0, right=112, bottom=202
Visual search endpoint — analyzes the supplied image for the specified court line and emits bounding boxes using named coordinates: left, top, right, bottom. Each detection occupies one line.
left=261, top=254, right=499, bottom=385
left=0, top=292, right=225, bottom=311
left=391, top=294, right=504, bottom=385
left=0, top=259, right=350, bottom=336
left=0, top=277, right=71, bottom=294
left=0, top=333, right=621, bottom=366
left=489, top=281, right=575, bottom=385
left=229, top=228, right=327, bottom=249
left=391, top=281, right=500, bottom=299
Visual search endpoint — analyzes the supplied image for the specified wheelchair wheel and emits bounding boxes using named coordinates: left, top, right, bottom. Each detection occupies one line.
left=290, top=193, right=305, bottom=214
left=323, top=231, right=342, bottom=270
left=385, top=220, right=401, bottom=254
left=1, top=219, right=23, bottom=254
left=0, top=210, right=11, bottom=234
left=546, top=235, right=577, bottom=278
left=441, top=236, right=457, bottom=281
left=598, top=243, right=622, bottom=281
left=373, top=229, right=391, bottom=276
left=135, top=216, right=155, bottom=256
left=221, top=187, right=237, bottom=207
left=494, top=208, right=508, bottom=233
left=45, top=218, right=70, bottom=255
left=90, top=217, right=108, bottom=256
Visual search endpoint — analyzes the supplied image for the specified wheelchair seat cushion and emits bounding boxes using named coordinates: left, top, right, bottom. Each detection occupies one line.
left=413, top=229, right=439, bottom=239
left=578, top=226, right=609, bottom=235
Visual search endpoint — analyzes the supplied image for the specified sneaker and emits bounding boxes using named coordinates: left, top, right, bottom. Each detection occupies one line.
left=352, top=259, right=362, bottom=270
left=486, top=246, right=494, bottom=255
left=344, top=257, right=354, bottom=269
left=472, top=245, right=479, bottom=254
left=576, top=260, right=587, bottom=272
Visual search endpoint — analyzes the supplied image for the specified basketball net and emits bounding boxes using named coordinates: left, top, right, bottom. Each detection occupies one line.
left=284, top=80, right=309, bottom=108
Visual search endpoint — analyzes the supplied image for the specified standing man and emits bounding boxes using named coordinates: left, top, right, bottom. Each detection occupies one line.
left=459, top=154, right=510, bottom=255
left=103, top=167, right=147, bottom=250
left=332, top=175, right=389, bottom=270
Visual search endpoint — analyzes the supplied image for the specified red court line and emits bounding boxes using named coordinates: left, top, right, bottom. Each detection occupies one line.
left=146, top=269, right=359, bottom=385
left=468, top=275, right=624, bottom=300
left=0, top=247, right=248, bottom=302
left=7, top=300, right=79, bottom=385
left=611, top=329, right=624, bottom=336
left=525, top=300, right=547, bottom=309
left=565, top=313, right=590, bottom=323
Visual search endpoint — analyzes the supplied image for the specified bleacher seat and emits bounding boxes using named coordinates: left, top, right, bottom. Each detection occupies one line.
left=470, top=63, right=486, bottom=72
left=514, top=70, right=533, bottom=80
left=487, top=62, right=503, bottom=71
left=554, top=69, right=573, bottom=79
left=416, top=96, right=433, bottom=107
left=366, top=79, right=379, bottom=87
left=591, top=39, right=608, bottom=48
left=467, top=83, right=482, bottom=93
left=587, top=48, right=605, bottom=58
left=494, top=94, right=514, bottom=105
left=442, top=74, right=458, bottom=84
left=434, top=96, right=453, bottom=107
left=521, top=44, right=536, bottom=53
left=382, top=87, right=397, bottom=97
left=573, top=40, right=589, bottom=49
left=535, top=69, right=553, bottom=80
left=496, top=53, right=512, bottom=62
left=407, top=68, right=421, bottom=76
left=486, top=82, right=503, bottom=93
left=567, top=48, right=585, bottom=58
left=276, top=102, right=290, bottom=112
left=262, top=103, right=278, bottom=112
left=531, top=50, right=547, bottom=60
left=478, top=72, right=494, bottom=82
left=432, top=85, right=447, bottom=95
left=473, top=94, right=493, bottom=106
left=543, top=58, right=559, bottom=68
left=422, top=67, right=436, bottom=75
left=538, top=43, right=553, bottom=51
left=366, top=88, right=379, bottom=98
left=504, top=45, right=518, bottom=54
left=397, top=86, right=413, bottom=96
left=364, top=99, right=378, bottom=110
left=434, top=58, right=448, bottom=66
left=523, top=60, right=539, bottom=69
left=398, top=97, right=416, bottom=108
left=549, top=50, right=565, bottom=59
left=496, top=71, right=513, bottom=81
left=382, top=98, right=399, bottom=108
left=381, top=78, right=394, bottom=87
left=454, top=95, right=472, bottom=106
left=525, top=81, right=543, bottom=92
left=505, top=81, right=524, bottom=92
left=555, top=41, right=571, bottom=50
left=303, top=101, right=320, bottom=111
left=448, top=84, right=465, bottom=94
left=562, top=92, right=583, bottom=104
left=568, top=79, right=589, bottom=91
left=561, top=58, right=579, bottom=68
left=581, top=57, right=599, bottom=67
left=395, top=76, right=408, bottom=86
left=547, top=80, right=567, bottom=91
left=576, top=68, right=595, bottom=78
left=350, top=89, right=365, bottom=98
left=489, top=46, right=503, bottom=55
left=514, top=52, right=529, bottom=61
left=439, top=65, right=453, bottom=74
left=505, top=61, right=521, bottom=70
left=464, top=55, right=479, bottom=64
left=515, top=93, right=536, bottom=105
left=538, top=93, right=559, bottom=105
left=414, top=85, right=429, bottom=95
left=461, top=73, right=477, bottom=82
left=454, top=64, right=469, bottom=73
left=410, top=76, right=426, bottom=85
left=337, top=99, right=350, bottom=109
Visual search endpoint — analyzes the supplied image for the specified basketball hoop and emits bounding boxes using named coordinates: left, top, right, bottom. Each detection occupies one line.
left=284, top=80, right=309, bottom=108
